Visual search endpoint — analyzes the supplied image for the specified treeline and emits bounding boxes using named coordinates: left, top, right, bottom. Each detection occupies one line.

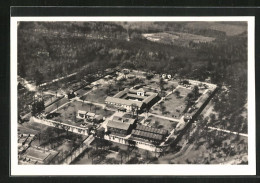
left=18, top=22, right=196, bottom=83
left=119, top=22, right=228, bottom=38
left=18, top=21, right=248, bottom=133
left=18, top=22, right=247, bottom=89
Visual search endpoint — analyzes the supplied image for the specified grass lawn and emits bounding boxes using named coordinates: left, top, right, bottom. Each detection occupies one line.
left=144, top=116, right=178, bottom=132
left=45, top=97, right=69, bottom=113
left=82, top=84, right=118, bottom=104
left=143, top=76, right=179, bottom=94
left=18, top=121, right=49, bottom=135
left=152, top=95, right=186, bottom=119
left=52, top=100, right=114, bottom=125
left=175, top=87, right=192, bottom=97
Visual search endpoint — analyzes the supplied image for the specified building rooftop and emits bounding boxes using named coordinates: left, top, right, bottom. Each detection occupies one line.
left=107, top=120, right=131, bottom=131
left=137, top=88, right=145, bottom=92
left=127, top=93, right=146, bottom=100
left=86, top=112, right=95, bottom=117
left=113, top=90, right=127, bottom=98
left=143, top=93, right=158, bottom=104
left=105, top=88, right=158, bottom=109
left=112, top=116, right=135, bottom=124
left=22, top=147, right=59, bottom=164
left=78, top=110, right=87, bottom=114
left=131, top=129, right=163, bottom=141
left=105, top=96, right=144, bottom=108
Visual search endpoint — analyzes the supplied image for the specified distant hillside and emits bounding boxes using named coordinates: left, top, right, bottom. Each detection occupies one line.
left=18, top=21, right=247, bottom=88
left=185, top=22, right=247, bottom=36
left=116, top=21, right=247, bottom=37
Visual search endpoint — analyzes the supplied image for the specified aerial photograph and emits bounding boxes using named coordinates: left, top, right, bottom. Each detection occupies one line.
left=17, top=21, right=248, bottom=165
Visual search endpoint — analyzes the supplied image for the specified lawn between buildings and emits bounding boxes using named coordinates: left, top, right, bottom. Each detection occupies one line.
left=51, top=100, right=115, bottom=125
left=80, top=84, right=119, bottom=104
left=60, top=70, right=179, bottom=110
left=151, top=87, right=191, bottom=119
left=144, top=116, right=179, bottom=132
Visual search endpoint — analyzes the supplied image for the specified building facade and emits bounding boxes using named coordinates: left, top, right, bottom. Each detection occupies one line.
left=105, top=88, right=158, bottom=112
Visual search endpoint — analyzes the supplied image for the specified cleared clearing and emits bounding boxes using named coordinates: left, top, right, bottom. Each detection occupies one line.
left=142, top=32, right=215, bottom=46
left=186, top=22, right=247, bottom=36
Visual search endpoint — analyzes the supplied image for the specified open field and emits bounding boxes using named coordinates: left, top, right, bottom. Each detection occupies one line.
left=169, top=32, right=215, bottom=43
left=142, top=32, right=215, bottom=46
left=144, top=116, right=178, bottom=132
left=151, top=87, right=191, bottom=118
left=186, top=22, right=247, bottom=36
left=143, top=32, right=179, bottom=44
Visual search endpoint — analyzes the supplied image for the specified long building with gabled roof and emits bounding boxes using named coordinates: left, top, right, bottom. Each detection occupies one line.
left=104, top=115, right=169, bottom=151
left=105, top=88, right=159, bottom=111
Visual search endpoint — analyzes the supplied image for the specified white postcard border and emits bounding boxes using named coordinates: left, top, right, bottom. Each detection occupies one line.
left=10, top=16, right=255, bottom=176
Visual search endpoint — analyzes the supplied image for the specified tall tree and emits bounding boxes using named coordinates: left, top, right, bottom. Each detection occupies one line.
left=131, top=103, right=137, bottom=118
left=34, top=69, right=44, bottom=86
left=118, top=149, right=126, bottom=164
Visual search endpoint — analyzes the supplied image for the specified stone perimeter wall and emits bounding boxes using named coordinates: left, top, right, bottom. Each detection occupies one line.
left=32, top=117, right=89, bottom=136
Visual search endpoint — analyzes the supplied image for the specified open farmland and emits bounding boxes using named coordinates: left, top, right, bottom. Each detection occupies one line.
left=142, top=32, right=215, bottom=47
left=142, top=32, right=179, bottom=45
left=186, top=22, right=247, bottom=36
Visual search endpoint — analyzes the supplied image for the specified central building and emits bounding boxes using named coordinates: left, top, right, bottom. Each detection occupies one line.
left=105, top=88, right=159, bottom=112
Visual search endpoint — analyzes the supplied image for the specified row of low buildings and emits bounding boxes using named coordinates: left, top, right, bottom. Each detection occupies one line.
left=105, top=88, right=159, bottom=112
left=77, top=110, right=103, bottom=123
left=18, top=133, right=59, bottom=165
left=104, top=87, right=168, bottom=151
left=19, top=146, right=59, bottom=165
left=104, top=115, right=168, bottom=152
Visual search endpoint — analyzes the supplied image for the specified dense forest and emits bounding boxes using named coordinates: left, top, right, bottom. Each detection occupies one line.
left=18, top=21, right=248, bottom=133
